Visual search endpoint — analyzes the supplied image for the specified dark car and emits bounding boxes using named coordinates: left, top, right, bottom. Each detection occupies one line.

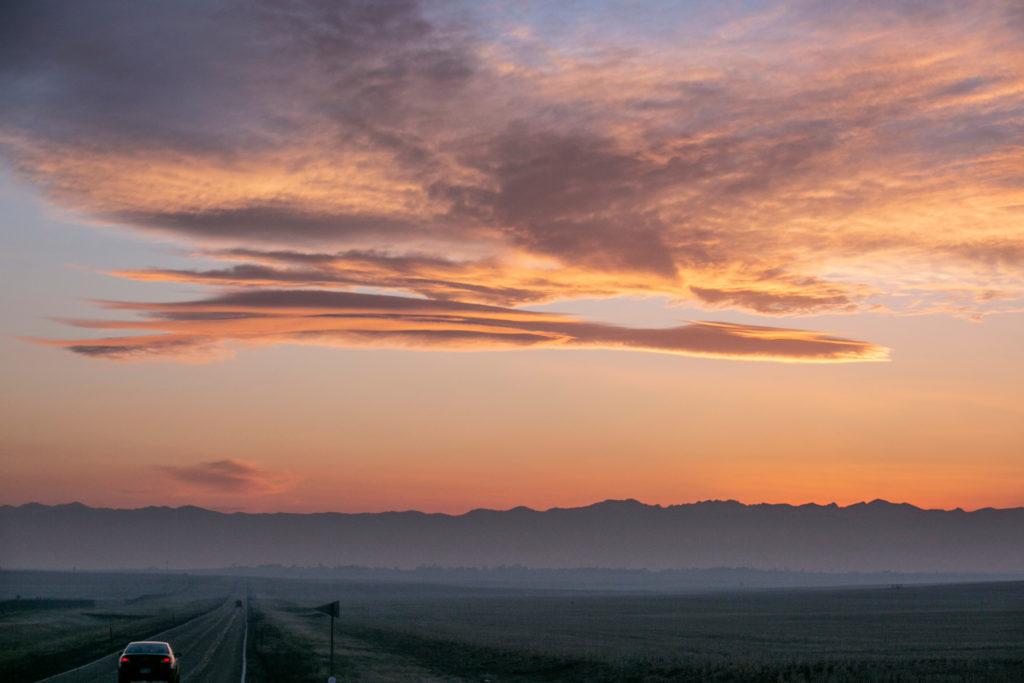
left=118, top=641, right=181, bottom=683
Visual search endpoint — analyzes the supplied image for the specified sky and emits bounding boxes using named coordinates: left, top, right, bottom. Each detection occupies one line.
left=1, top=0, right=1022, bottom=513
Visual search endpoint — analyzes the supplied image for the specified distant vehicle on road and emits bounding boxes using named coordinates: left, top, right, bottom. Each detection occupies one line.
left=235, top=598, right=243, bottom=607
left=118, top=640, right=181, bottom=683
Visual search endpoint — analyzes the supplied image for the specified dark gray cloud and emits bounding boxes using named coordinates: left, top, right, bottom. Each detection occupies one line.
left=113, top=260, right=543, bottom=305
left=161, top=459, right=291, bottom=493
left=108, top=206, right=425, bottom=244
left=0, top=0, right=474, bottom=156
left=454, top=129, right=678, bottom=275
left=66, top=336, right=211, bottom=360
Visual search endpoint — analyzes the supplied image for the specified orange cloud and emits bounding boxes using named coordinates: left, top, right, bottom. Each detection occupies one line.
left=2, top=0, right=1021, bottom=351
left=34, top=290, right=888, bottom=363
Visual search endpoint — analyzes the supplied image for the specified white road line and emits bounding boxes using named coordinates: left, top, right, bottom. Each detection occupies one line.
left=240, top=600, right=248, bottom=683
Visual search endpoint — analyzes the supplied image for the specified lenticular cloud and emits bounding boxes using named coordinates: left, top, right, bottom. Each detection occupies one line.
left=36, top=290, right=888, bottom=363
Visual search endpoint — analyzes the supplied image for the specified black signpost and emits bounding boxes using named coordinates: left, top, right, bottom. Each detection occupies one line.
left=314, top=600, right=340, bottom=679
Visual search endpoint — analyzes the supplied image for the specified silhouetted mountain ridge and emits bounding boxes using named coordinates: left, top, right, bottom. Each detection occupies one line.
left=1, top=499, right=1021, bottom=573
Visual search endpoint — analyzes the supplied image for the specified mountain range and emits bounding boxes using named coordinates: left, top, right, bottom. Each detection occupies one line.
left=2, top=499, right=1022, bottom=574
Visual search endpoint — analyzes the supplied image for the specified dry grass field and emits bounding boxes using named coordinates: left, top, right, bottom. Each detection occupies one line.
left=245, top=577, right=1024, bottom=682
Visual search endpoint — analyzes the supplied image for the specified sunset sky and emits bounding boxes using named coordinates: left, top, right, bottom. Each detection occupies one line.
left=1, top=0, right=1022, bottom=512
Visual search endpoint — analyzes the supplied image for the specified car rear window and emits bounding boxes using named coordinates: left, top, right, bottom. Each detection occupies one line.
left=125, top=642, right=171, bottom=654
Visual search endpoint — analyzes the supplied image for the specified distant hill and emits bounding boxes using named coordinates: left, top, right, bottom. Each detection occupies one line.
left=1, top=499, right=1022, bottom=574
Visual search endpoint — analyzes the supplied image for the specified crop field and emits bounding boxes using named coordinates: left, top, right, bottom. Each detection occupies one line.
left=2, top=571, right=1022, bottom=682
left=246, top=578, right=1024, bottom=682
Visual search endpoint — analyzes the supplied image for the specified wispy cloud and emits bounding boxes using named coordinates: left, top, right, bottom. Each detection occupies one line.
left=161, top=459, right=295, bottom=494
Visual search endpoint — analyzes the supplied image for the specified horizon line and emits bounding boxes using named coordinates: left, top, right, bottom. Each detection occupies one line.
left=4, top=497, right=1022, bottom=516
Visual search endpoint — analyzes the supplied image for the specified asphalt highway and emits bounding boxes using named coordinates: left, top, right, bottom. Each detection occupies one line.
left=38, top=597, right=247, bottom=683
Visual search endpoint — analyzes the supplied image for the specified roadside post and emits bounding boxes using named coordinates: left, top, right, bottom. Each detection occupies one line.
left=314, top=600, right=340, bottom=678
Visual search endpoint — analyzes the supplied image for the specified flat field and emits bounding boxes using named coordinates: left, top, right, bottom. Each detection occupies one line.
left=3, top=571, right=1021, bottom=682
left=247, top=577, right=1024, bottom=682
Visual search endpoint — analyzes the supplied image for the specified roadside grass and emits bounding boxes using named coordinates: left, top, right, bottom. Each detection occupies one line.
left=245, top=600, right=324, bottom=682
left=247, top=600, right=469, bottom=681
left=0, top=598, right=221, bottom=682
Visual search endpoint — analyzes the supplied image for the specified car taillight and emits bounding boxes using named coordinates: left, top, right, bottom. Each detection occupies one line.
left=120, top=656, right=130, bottom=663
left=162, top=656, right=171, bottom=663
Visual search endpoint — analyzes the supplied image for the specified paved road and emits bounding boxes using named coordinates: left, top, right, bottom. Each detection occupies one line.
left=39, top=597, right=247, bottom=683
